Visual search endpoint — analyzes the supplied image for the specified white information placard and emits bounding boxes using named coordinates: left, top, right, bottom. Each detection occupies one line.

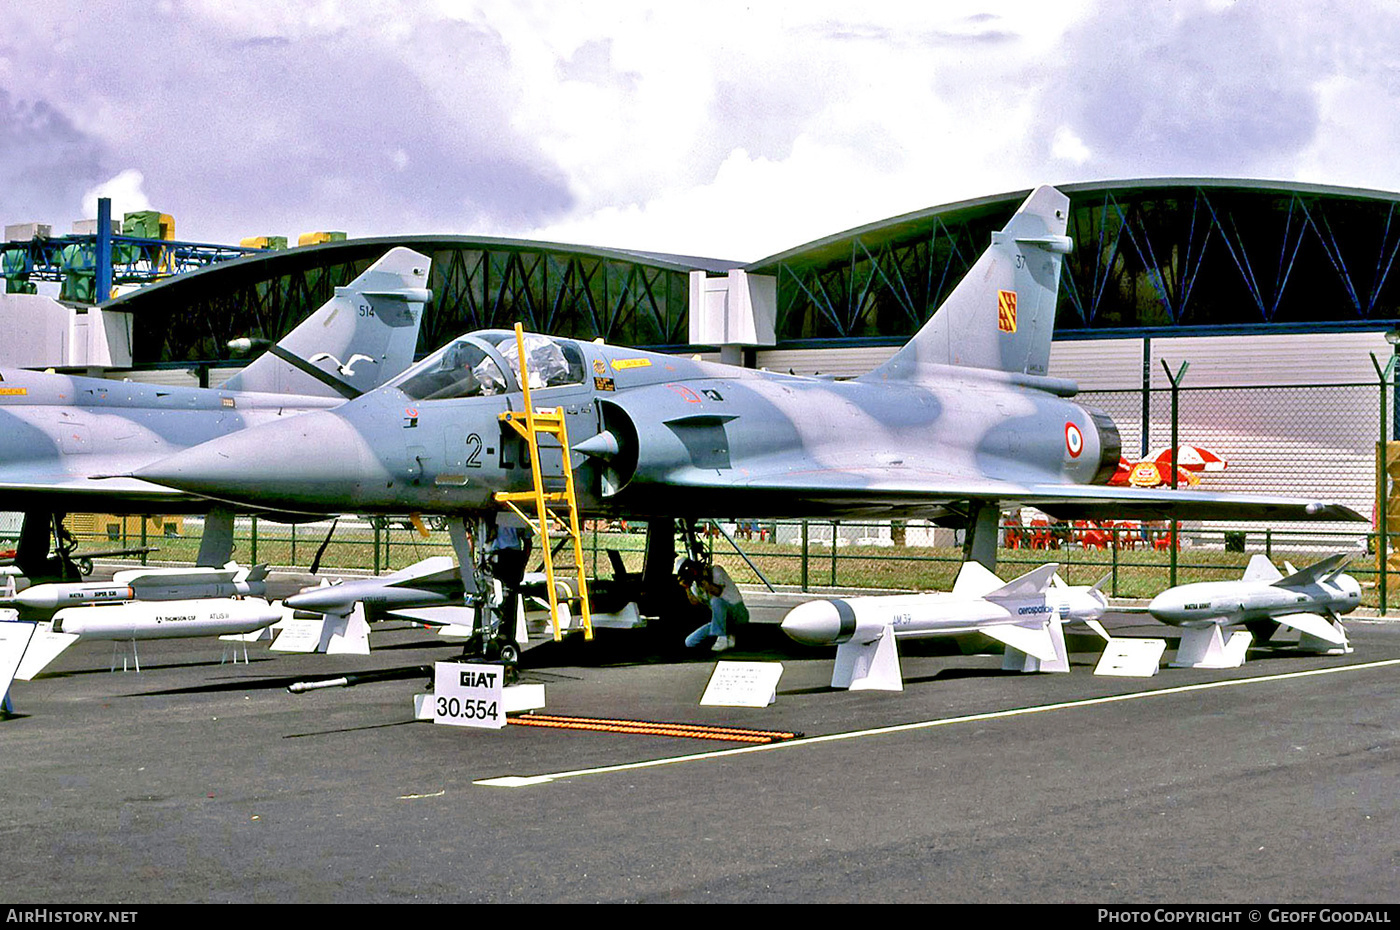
left=432, top=661, right=506, bottom=728
left=1093, top=638, right=1166, bottom=677
left=700, top=661, right=783, bottom=707
left=270, top=619, right=324, bottom=653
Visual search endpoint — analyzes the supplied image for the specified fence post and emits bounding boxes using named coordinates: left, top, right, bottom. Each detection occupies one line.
left=830, top=520, right=839, bottom=587
left=800, top=521, right=809, bottom=592
left=1111, top=525, right=1119, bottom=597
left=1162, top=360, right=1189, bottom=588
left=250, top=516, right=258, bottom=565
left=373, top=520, right=381, bottom=575
left=140, top=517, right=148, bottom=567
left=1373, top=353, right=1396, bottom=615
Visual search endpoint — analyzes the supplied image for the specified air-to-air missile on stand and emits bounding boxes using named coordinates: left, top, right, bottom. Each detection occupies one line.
left=1147, top=553, right=1359, bottom=668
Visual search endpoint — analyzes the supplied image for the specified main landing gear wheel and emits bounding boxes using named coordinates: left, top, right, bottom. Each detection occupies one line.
left=498, top=641, right=520, bottom=667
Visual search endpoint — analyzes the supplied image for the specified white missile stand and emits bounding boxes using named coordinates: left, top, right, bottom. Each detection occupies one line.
left=219, top=640, right=250, bottom=664
left=1170, top=626, right=1252, bottom=669
left=832, top=626, right=902, bottom=691
left=1002, top=619, right=1070, bottom=673
left=110, top=638, right=140, bottom=673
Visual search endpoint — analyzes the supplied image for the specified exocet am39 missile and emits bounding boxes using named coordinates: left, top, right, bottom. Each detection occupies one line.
left=1148, top=553, right=1359, bottom=667
left=782, top=561, right=1108, bottom=691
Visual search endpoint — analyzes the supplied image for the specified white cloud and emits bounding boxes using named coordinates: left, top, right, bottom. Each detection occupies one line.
left=10, top=0, right=1400, bottom=259
left=81, top=169, right=152, bottom=220
left=1051, top=126, right=1092, bottom=166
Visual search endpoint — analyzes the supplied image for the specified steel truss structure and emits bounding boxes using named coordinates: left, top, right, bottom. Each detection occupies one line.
left=753, top=180, right=1400, bottom=342
left=106, top=238, right=704, bottom=366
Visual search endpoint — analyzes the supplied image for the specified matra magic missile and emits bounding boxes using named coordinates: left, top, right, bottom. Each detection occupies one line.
left=782, top=562, right=1107, bottom=691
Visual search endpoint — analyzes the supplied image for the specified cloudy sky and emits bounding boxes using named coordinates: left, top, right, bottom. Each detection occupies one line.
left=3, top=0, right=1398, bottom=261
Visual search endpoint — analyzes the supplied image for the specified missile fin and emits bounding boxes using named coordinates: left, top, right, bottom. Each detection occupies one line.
left=387, top=556, right=459, bottom=587
left=981, top=622, right=1059, bottom=662
left=1241, top=554, right=1283, bottom=583
left=1273, top=611, right=1348, bottom=646
left=951, top=561, right=1005, bottom=597
left=15, top=627, right=80, bottom=680
left=983, top=563, right=1060, bottom=602
left=1274, top=554, right=1351, bottom=590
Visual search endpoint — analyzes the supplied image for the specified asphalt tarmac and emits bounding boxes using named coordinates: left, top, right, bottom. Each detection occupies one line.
left=4, top=600, right=1400, bottom=904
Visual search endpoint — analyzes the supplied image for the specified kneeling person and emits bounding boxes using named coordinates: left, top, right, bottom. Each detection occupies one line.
left=680, top=559, right=747, bottom=652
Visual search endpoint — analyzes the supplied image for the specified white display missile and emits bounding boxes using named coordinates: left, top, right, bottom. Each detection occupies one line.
left=283, top=556, right=459, bottom=617
left=1148, top=553, right=1359, bottom=665
left=782, top=562, right=1108, bottom=691
left=50, top=597, right=282, bottom=640
left=15, top=597, right=284, bottom=679
left=1, top=562, right=268, bottom=614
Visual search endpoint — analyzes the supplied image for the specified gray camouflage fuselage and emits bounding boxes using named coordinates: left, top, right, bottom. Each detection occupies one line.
left=131, top=333, right=1117, bottom=520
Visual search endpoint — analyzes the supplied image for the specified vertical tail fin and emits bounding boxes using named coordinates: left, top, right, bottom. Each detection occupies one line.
left=222, top=247, right=432, bottom=398
left=859, top=185, right=1070, bottom=383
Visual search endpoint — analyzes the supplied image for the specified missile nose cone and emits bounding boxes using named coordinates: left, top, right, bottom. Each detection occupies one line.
left=284, top=587, right=345, bottom=612
left=135, top=412, right=380, bottom=510
left=1148, top=590, right=1186, bottom=625
left=781, top=600, right=845, bottom=646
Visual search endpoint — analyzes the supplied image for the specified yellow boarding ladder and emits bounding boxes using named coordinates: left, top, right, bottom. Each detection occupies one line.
left=493, top=324, right=594, bottom=642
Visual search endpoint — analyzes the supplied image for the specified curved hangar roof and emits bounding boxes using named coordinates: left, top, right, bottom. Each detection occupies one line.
left=752, top=178, right=1400, bottom=344
left=106, top=236, right=738, bottom=366
left=109, top=179, right=1400, bottom=365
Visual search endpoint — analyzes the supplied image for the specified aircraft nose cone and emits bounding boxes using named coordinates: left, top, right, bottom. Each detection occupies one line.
left=135, top=411, right=382, bottom=511
left=781, top=600, right=845, bottom=646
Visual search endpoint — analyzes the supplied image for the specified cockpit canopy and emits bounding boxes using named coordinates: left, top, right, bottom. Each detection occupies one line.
left=390, top=331, right=587, bottom=401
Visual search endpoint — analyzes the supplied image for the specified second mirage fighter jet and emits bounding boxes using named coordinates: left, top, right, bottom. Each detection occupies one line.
left=0, top=247, right=431, bottom=577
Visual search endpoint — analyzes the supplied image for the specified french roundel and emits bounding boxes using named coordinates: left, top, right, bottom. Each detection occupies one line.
left=1065, top=422, right=1083, bottom=458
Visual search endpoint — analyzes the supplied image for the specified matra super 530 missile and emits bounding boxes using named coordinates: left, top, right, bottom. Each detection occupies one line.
left=782, top=562, right=1107, bottom=691
left=0, top=562, right=268, bottom=616
left=1148, top=553, right=1359, bottom=666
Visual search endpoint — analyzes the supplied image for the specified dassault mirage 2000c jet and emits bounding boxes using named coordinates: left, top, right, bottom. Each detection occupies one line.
left=135, top=186, right=1361, bottom=635
left=0, top=247, right=430, bottom=577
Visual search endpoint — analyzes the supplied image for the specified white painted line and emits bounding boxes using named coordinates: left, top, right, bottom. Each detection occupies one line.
left=474, top=658, right=1400, bottom=789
